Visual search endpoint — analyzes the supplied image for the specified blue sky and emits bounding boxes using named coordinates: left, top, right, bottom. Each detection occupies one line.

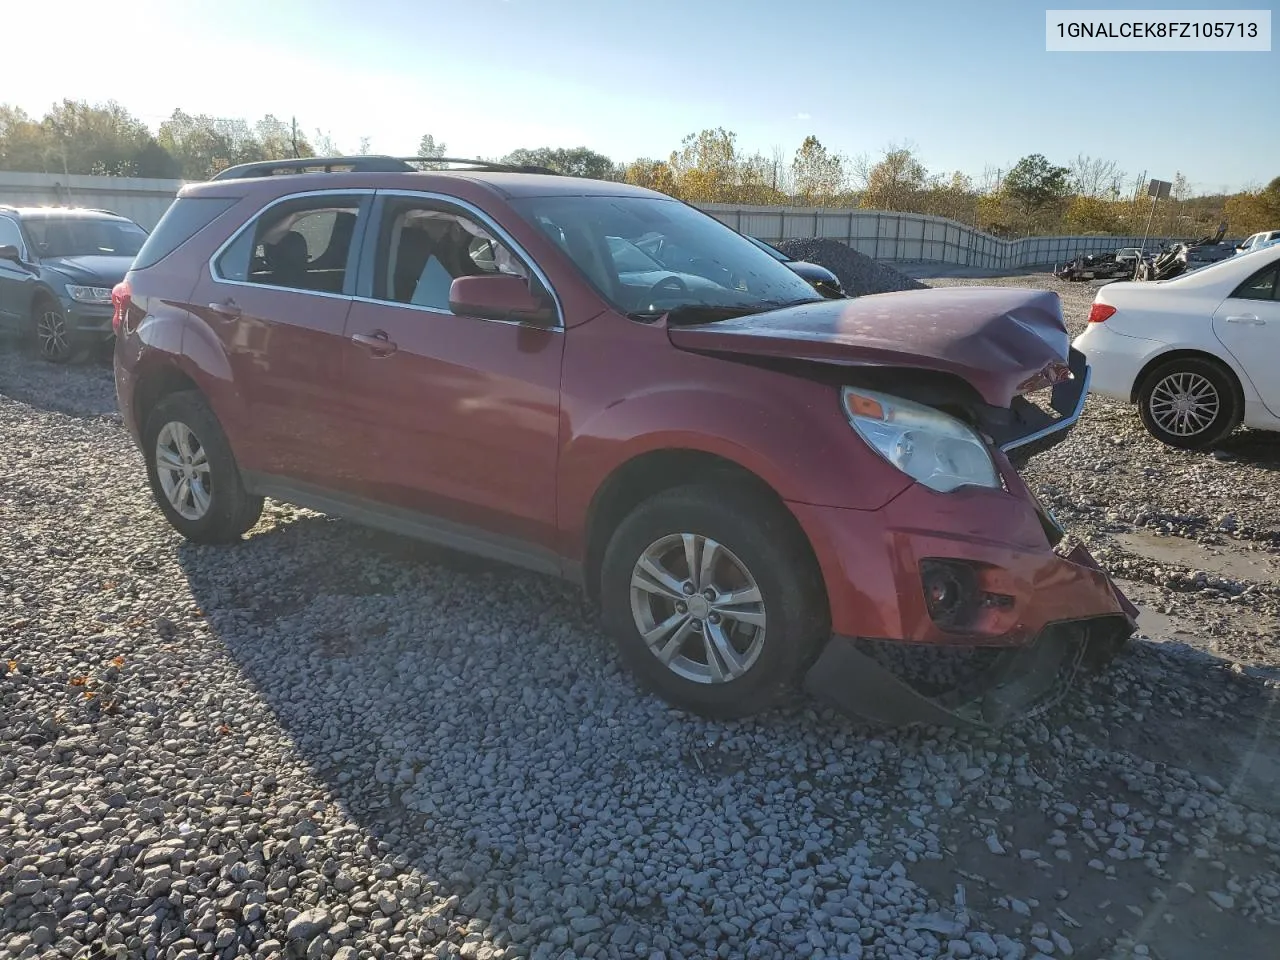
left=6, top=0, right=1277, bottom=192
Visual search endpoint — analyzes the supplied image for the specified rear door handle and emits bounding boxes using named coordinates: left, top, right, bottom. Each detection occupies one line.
left=1224, top=314, right=1264, bottom=325
left=351, top=330, right=398, bottom=356
left=207, top=298, right=241, bottom=319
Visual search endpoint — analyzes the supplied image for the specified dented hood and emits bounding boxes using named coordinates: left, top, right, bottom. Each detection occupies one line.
left=667, top=287, right=1070, bottom=407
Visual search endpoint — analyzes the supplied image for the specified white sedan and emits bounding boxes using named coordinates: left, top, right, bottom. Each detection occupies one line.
left=1073, top=242, right=1280, bottom=449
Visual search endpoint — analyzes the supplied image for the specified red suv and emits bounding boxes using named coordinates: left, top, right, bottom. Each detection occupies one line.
left=113, top=156, right=1136, bottom=724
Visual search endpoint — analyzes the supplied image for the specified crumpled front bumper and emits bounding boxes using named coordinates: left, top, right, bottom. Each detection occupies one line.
left=790, top=454, right=1137, bottom=728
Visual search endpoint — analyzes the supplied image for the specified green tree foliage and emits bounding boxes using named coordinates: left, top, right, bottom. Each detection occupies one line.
left=0, top=100, right=179, bottom=177
left=501, top=146, right=619, bottom=180
left=1224, top=177, right=1280, bottom=235
left=1002, top=153, right=1071, bottom=220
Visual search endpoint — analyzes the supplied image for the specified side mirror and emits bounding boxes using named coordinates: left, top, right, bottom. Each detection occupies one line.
left=0, top=244, right=23, bottom=263
left=448, top=274, right=557, bottom=327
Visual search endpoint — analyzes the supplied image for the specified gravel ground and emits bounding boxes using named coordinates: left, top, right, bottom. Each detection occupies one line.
left=3, top=282, right=1280, bottom=960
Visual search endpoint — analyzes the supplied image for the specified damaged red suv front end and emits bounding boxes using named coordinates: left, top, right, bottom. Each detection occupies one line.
left=668, top=285, right=1137, bottom=726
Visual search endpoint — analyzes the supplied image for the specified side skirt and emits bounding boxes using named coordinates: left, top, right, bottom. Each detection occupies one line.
left=241, top=471, right=577, bottom=583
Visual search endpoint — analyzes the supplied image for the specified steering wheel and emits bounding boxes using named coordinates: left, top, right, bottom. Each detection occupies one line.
left=646, top=275, right=688, bottom=304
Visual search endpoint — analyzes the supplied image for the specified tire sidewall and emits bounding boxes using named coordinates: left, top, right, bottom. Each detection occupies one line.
left=143, top=392, right=257, bottom=542
left=1138, top=358, right=1239, bottom=450
left=600, top=487, right=825, bottom=718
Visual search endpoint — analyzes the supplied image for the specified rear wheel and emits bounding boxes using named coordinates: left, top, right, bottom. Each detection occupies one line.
left=600, top=485, right=827, bottom=718
left=1137, top=357, right=1240, bottom=450
left=143, top=390, right=263, bottom=543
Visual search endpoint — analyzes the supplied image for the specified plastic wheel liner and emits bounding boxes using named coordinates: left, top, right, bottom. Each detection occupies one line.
left=804, top=542, right=1138, bottom=730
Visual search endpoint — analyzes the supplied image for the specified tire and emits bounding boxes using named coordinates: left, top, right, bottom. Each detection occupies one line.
left=600, top=484, right=828, bottom=719
left=1137, top=356, right=1240, bottom=450
left=31, top=297, right=80, bottom=364
left=142, top=390, right=264, bottom=543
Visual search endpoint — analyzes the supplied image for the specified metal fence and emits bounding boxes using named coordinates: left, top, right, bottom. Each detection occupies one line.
left=699, top=204, right=1170, bottom=270
left=0, top=171, right=1169, bottom=269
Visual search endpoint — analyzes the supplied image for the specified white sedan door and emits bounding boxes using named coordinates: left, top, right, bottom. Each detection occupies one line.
left=1212, top=260, right=1280, bottom=416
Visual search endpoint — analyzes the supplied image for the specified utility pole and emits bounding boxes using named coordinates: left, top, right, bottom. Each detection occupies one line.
left=291, top=116, right=299, bottom=158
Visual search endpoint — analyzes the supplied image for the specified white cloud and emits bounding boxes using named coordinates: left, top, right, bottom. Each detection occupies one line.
left=793, top=112, right=812, bottom=121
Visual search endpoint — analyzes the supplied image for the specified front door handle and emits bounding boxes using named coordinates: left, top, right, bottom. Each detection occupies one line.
left=1224, top=314, right=1265, bottom=325
left=207, top=298, right=241, bottom=319
left=351, top=330, right=398, bottom=356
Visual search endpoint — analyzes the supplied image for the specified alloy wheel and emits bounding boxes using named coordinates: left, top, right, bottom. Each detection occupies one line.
left=1148, top=371, right=1220, bottom=437
left=36, top=309, right=71, bottom=361
left=629, top=533, right=767, bottom=684
left=155, top=421, right=213, bottom=521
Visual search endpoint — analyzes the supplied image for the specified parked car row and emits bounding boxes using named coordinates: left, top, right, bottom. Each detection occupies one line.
left=107, top=155, right=1135, bottom=726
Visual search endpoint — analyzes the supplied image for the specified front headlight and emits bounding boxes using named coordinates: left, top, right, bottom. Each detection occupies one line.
left=841, top=386, right=999, bottom=493
left=66, top=285, right=113, bottom=303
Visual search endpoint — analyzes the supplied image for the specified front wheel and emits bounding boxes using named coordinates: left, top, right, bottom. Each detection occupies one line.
left=32, top=299, right=79, bottom=363
left=143, top=390, right=264, bottom=543
left=600, top=485, right=828, bottom=718
left=1137, top=357, right=1240, bottom=450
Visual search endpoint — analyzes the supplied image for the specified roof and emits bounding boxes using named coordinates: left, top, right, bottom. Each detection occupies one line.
left=182, top=169, right=665, bottom=202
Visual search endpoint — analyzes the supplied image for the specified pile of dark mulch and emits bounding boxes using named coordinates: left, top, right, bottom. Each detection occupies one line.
left=776, top=238, right=928, bottom=297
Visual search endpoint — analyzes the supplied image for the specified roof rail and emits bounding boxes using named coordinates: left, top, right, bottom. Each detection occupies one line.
left=208, top=154, right=563, bottom=181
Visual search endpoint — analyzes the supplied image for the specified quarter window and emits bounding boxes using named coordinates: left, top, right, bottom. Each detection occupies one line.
left=215, top=195, right=364, bottom=295
left=1232, top=265, right=1279, bottom=301
left=371, top=200, right=531, bottom=312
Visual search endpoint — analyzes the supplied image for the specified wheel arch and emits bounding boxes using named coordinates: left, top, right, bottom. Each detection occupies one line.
left=131, top=363, right=205, bottom=440
left=1129, top=348, right=1246, bottom=412
left=579, top=447, right=826, bottom=610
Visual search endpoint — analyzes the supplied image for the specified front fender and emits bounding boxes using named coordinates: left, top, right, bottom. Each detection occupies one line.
left=555, top=330, right=916, bottom=563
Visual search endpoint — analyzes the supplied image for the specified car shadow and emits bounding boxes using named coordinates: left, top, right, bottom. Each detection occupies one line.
left=0, top=335, right=118, bottom=419
left=1213, top=429, right=1280, bottom=471
left=171, top=511, right=1280, bottom=959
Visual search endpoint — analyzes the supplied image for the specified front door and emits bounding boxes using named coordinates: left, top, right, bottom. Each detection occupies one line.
left=0, top=215, right=33, bottom=327
left=1211, top=260, right=1280, bottom=417
left=341, top=192, right=565, bottom=559
left=189, top=191, right=372, bottom=489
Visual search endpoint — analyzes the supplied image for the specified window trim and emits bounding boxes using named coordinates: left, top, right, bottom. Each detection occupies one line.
left=0, top=216, right=28, bottom=261
left=350, top=188, right=565, bottom=330
left=1230, top=262, right=1280, bottom=302
left=207, top=188, right=375, bottom=301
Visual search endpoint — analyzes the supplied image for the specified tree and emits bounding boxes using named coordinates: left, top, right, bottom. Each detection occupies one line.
left=860, top=147, right=927, bottom=211
left=667, top=128, right=740, bottom=203
left=158, top=111, right=263, bottom=179
left=1064, top=195, right=1119, bottom=233
left=1224, top=176, right=1280, bottom=235
left=622, top=158, right=677, bottom=196
left=791, top=136, right=844, bottom=205
left=418, top=133, right=447, bottom=159
left=25, top=99, right=180, bottom=177
left=502, top=146, right=618, bottom=180
left=1068, top=154, right=1123, bottom=199
left=1002, top=153, right=1070, bottom=221
left=256, top=116, right=310, bottom=160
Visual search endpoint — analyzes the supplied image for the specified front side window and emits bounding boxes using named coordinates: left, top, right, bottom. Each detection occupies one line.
left=0, top=217, right=24, bottom=255
left=510, top=194, right=822, bottom=321
left=370, top=200, right=530, bottom=312
left=23, top=217, right=147, bottom=259
left=215, top=195, right=363, bottom=294
left=1232, top=265, right=1279, bottom=301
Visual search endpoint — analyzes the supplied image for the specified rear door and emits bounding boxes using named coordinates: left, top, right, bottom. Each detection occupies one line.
left=340, top=190, right=565, bottom=559
left=1212, top=260, right=1280, bottom=416
left=190, top=190, right=372, bottom=489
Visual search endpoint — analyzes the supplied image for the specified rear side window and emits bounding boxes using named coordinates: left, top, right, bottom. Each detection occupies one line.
left=132, top=196, right=239, bottom=270
left=1232, top=265, right=1279, bottom=301
left=213, top=194, right=365, bottom=296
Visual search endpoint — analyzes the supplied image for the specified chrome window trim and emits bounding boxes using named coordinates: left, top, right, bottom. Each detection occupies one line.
left=370, top=188, right=565, bottom=329
left=206, top=188, right=375, bottom=300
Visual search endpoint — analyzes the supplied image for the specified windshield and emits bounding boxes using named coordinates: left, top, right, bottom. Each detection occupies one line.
left=746, top=235, right=791, bottom=262
left=510, top=195, right=823, bottom=319
left=24, top=217, right=148, bottom=259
